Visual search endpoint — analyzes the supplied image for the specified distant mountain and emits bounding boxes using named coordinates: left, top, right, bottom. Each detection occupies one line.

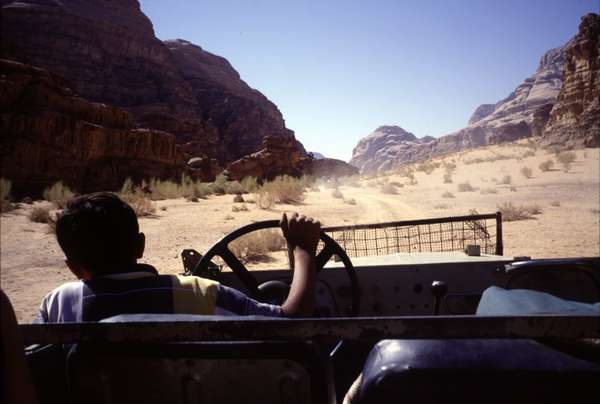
left=349, top=18, right=597, bottom=173
left=349, top=126, right=432, bottom=173
left=309, top=152, right=326, bottom=160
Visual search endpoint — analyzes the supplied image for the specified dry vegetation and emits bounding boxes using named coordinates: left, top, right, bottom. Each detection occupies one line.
left=1, top=178, right=13, bottom=213
left=229, top=230, right=287, bottom=263
left=498, top=202, right=543, bottom=222
left=43, top=181, right=75, bottom=208
left=539, top=159, right=554, bottom=172
left=457, top=181, right=476, bottom=192
left=520, top=166, right=533, bottom=179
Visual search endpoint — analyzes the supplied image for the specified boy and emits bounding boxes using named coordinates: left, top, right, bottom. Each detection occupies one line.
left=36, top=192, right=320, bottom=322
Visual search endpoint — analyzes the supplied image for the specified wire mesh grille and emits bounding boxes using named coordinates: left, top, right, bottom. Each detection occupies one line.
left=321, top=214, right=499, bottom=258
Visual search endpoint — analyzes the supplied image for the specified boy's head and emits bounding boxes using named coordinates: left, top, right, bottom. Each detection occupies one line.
left=56, top=192, right=145, bottom=278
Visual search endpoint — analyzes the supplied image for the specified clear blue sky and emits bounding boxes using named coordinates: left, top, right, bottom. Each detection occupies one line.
left=140, top=0, right=598, bottom=161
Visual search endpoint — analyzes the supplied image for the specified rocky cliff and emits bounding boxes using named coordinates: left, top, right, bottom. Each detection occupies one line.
left=541, top=14, right=600, bottom=148
left=1, top=0, right=308, bottom=187
left=350, top=33, right=572, bottom=173
left=0, top=59, right=182, bottom=196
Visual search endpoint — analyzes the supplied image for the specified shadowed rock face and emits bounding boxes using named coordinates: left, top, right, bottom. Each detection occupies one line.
left=1, top=0, right=307, bottom=185
left=350, top=35, right=572, bottom=173
left=541, top=13, right=600, bottom=148
left=0, top=59, right=183, bottom=196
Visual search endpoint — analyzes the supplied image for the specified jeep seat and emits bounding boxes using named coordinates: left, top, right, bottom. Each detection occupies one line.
left=354, top=339, right=600, bottom=404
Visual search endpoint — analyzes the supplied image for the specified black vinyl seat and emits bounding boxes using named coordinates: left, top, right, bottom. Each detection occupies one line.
left=355, top=339, right=600, bottom=404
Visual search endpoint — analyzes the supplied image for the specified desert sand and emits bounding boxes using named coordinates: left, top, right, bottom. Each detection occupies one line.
left=1, top=143, right=599, bottom=322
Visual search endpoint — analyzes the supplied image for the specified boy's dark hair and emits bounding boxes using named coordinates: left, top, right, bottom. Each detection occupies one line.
left=56, top=192, right=140, bottom=275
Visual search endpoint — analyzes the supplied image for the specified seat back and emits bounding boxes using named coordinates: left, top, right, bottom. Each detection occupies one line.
left=505, top=259, right=600, bottom=303
left=66, top=315, right=334, bottom=404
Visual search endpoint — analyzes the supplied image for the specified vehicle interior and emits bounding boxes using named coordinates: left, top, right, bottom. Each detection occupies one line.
left=21, top=212, right=600, bottom=404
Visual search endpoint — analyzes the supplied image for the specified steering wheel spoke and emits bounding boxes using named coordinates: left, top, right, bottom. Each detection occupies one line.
left=315, top=241, right=335, bottom=271
left=219, top=246, right=260, bottom=298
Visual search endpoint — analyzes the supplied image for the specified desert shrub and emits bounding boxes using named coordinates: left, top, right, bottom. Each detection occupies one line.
left=416, top=161, right=436, bottom=175
left=233, top=194, right=245, bottom=203
left=344, top=198, right=357, bottom=205
left=389, top=181, right=404, bottom=188
left=521, top=150, right=536, bottom=158
left=121, top=193, right=156, bottom=217
left=232, top=204, right=249, bottom=212
left=498, top=202, right=542, bottom=222
left=520, top=166, right=533, bottom=179
left=480, top=187, right=498, bottom=195
left=501, top=175, right=512, bottom=185
left=209, top=174, right=228, bottom=195
left=457, top=182, right=476, bottom=192
left=550, top=201, right=561, bottom=207
left=539, top=159, right=554, bottom=172
left=241, top=176, right=259, bottom=193
left=443, top=172, right=453, bottom=184
left=224, top=214, right=234, bottom=221
left=160, top=206, right=168, bottom=211
left=556, top=151, right=576, bottom=172
left=43, top=181, right=75, bottom=208
left=29, top=205, right=51, bottom=223
left=224, top=180, right=244, bottom=195
left=331, top=188, right=344, bottom=199
left=229, top=229, right=286, bottom=263
left=442, top=191, right=455, bottom=198
left=299, top=175, right=316, bottom=189
left=443, top=161, right=457, bottom=173
left=259, top=175, right=306, bottom=204
left=380, top=182, right=398, bottom=194
left=148, top=179, right=181, bottom=200
left=1, top=178, right=13, bottom=213
left=256, top=189, right=275, bottom=209
left=509, top=186, right=517, bottom=192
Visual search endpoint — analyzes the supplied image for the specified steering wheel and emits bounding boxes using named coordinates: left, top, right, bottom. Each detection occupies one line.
left=192, top=220, right=360, bottom=316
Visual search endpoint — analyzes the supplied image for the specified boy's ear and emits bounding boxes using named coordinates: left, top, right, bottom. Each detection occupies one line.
left=135, top=233, right=145, bottom=259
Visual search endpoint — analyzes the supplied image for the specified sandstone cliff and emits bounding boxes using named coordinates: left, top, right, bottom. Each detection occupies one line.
left=1, top=0, right=308, bottom=185
left=541, top=13, right=600, bottom=148
left=0, top=59, right=182, bottom=196
left=350, top=36, right=571, bottom=173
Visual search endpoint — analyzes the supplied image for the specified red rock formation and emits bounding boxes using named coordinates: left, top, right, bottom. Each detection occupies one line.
left=0, top=59, right=182, bottom=196
left=542, top=14, right=600, bottom=148
left=303, top=158, right=359, bottom=178
left=1, top=0, right=307, bottom=182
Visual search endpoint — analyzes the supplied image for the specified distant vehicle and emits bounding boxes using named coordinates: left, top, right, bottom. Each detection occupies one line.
left=22, top=213, right=600, bottom=404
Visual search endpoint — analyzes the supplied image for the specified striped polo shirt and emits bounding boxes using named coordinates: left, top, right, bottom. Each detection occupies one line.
left=35, top=264, right=282, bottom=323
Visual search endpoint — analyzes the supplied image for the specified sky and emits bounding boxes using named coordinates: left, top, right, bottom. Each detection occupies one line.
left=139, top=0, right=599, bottom=161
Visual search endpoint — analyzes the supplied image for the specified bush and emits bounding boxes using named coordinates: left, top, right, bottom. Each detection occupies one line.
left=509, top=186, right=517, bottom=192
left=416, top=161, right=436, bottom=175
left=43, top=181, right=75, bottom=208
left=29, top=205, right=51, bottom=223
left=442, top=191, right=455, bottom=198
left=457, top=182, right=476, bottom=192
left=556, top=151, right=576, bottom=172
left=443, top=161, right=456, bottom=173
left=233, top=194, right=245, bottom=203
left=1, top=178, right=13, bottom=213
left=480, top=187, right=498, bottom=195
left=443, top=173, right=453, bottom=184
left=121, top=193, right=156, bottom=217
left=258, top=176, right=306, bottom=204
left=229, top=229, right=286, bottom=263
left=256, top=190, right=275, bottom=210
left=240, top=176, right=259, bottom=193
left=344, top=198, right=357, bottom=205
left=331, top=188, right=344, bottom=199
left=550, top=201, right=561, bottom=207
left=520, top=166, right=533, bottom=179
left=380, top=182, right=398, bottom=194
left=232, top=204, right=249, bottom=212
left=498, top=202, right=542, bottom=222
left=209, top=174, right=228, bottom=195
left=539, top=159, right=554, bottom=172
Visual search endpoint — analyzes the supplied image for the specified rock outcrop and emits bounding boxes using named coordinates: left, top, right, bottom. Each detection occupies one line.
left=1, top=0, right=307, bottom=186
left=0, top=59, right=182, bottom=196
left=541, top=13, right=600, bottom=148
left=350, top=37, right=571, bottom=173
left=303, top=158, right=359, bottom=178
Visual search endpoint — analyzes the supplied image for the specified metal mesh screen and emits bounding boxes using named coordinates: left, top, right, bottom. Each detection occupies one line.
left=321, top=213, right=500, bottom=258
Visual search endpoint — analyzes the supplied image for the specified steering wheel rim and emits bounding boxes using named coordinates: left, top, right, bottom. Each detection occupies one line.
left=192, top=220, right=361, bottom=316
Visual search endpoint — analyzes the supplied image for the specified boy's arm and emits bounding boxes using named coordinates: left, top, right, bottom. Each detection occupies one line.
left=279, top=212, right=320, bottom=317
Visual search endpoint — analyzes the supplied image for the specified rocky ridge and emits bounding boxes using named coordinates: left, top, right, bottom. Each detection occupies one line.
left=0, top=59, right=182, bottom=196
left=541, top=13, right=600, bottom=148
left=349, top=18, right=597, bottom=173
left=0, top=0, right=313, bottom=191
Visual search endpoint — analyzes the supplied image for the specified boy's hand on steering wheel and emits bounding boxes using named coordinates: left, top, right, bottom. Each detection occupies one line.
left=280, top=212, right=321, bottom=256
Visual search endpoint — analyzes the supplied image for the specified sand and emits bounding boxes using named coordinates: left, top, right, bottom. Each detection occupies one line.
left=2, top=143, right=599, bottom=322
